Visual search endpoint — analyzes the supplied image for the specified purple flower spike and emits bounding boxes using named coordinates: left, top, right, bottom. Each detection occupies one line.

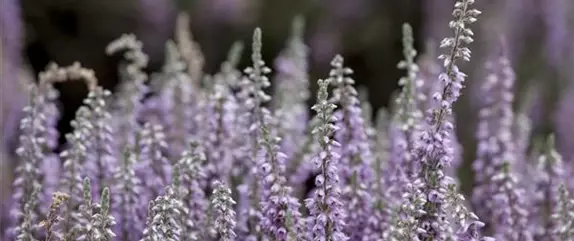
left=147, top=41, right=197, bottom=156
left=10, top=84, right=48, bottom=239
left=328, top=54, right=373, bottom=240
left=532, top=135, right=567, bottom=240
left=412, top=0, right=481, bottom=239
left=550, top=184, right=574, bottom=240
left=174, top=141, right=209, bottom=241
left=13, top=183, right=41, bottom=241
left=138, top=122, right=171, bottom=199
left=106, top=34, right=149, bottom=150
left=77, top=178, right=116, bottom=241
left=470, top=43, right=533, bottom=241
left=258, top=116, right=303, bottom=240
left=305, top=78, right=348, bottom=241
left=147, top=186, right=184, bottom=241
left=215, top=44, right=244, bottom=181
left=211, top=181, right=237, bottom=241
left=82, top=87, right=116, bottom=198
left=273, top=16, right=311, bottom=159
left=112, top=147, right=144, bottom=241
left=58, top=132, right=89, bottom=238
left=472, top=46, right=517, bottom=221
left=490, top=163, right=533, bottom=241
left=89, top=187, right=116, bottom=241
left=235, top=27, right=273, bottom=240
left=391, top=23, right=426, bottom=180
left=201, top=65, right=239, bottom=185
left=364, top=108, right=394, bottom=240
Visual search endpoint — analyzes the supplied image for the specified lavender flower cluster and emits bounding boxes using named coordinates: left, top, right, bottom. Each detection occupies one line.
left=2, top=1, right=574, bottom=241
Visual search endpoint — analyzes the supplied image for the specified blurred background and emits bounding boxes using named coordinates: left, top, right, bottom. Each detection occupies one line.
left=1, top=0, right=574, bottom=196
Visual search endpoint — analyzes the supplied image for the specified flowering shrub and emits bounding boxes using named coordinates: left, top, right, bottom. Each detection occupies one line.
left=2, top=0, right=574, bottom=241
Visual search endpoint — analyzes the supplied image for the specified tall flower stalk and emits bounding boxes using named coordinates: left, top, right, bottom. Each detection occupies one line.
left=149, top=41, right=197, bottom=156
left=258, top=120, right=303, bottom=240
left=328, top=55, right=373, bottom=240
left=112, top=147, right=144, bottom=241
left=79, top=178, right=116, bottom=241
left=304, top=78, right=348, bottom=241
left=58, top=132, right=87, bottom=238
left=470, top=44, right=533, bottom=241
left=11, top=63, right=97, bottom=240
left=273, top=16, right=311, bottom=158
left=533, top=135, right=566, bottom=240
left=490, top=163, right=532, bottom=241
left=236, top=27, right=272, bottom=240
left=174, top=142, right=209, bottom=240
left=201, top=45, right=241, bottom=185
left=11, top=83, right=49, bottom=239
left=551, top=184, right=574, bottom=241
left=412, top=0, right=481, bottom=239
left=106, top=34, right=149, bottom=149
left=143, top=186, right=184, bottom=240
left=138, top=122, right=171, bottom=198
left=391, top=23, right=426, bottom=180
left=211, top=181, right=237, bottom=241
left=14, top=183, right=41, bottom=241
left=82, top=86, right=115, bottom=198
left=472, top=46, right=517, bottom=221
left=365, top=108, right=393, bottom=240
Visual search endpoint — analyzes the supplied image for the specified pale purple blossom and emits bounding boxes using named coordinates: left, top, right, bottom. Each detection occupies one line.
left=532, top=135, right=566, bottom=240
left=58, top=132, right=89, bottom=238
left=173, top=142, right=209, bottom=241
left=550, top=184, right=574, bottom=240
left=235, top=27, right=272, bottom=240
left=413, top=0, right=481, bottom=239
left=305, top=78, right=348, bottom=241
left=273, top=16, right=311, bottom=159
left=144, top=186, right=184, bottom=241
left=328, top=55, right=373, bottom=240
left=106, top=34, right=149, bottom=149
left=472, top=49, right=517, bottom=221
left=112, top=147, right=144, bottom=241
left=211, top=181, right=237, bottom=241
left=138, top=122, right=171, bottom=198
left=81, top=87, right=116, bottom=199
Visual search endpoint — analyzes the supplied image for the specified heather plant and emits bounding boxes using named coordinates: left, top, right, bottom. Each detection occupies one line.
left=408, top=0, right=483, bottom=239
left=200, top=45, right=241, bottom=186
left=138, top=122, right=171, bottom=198
left=105, top=34, right=149, bottom=150
left=471, top=45, right=526, bottom=238
left=173, top=141, right=209, bottom=241
left=111, top=147, right=143, bottom=241
left=77, top=178, right=116, bottom=241
left=153, top=40, right=198, bottom=157
left=391, top=23, right=425, bottom=181
left=364, top=108, right=393, bottom=240
left=82, top=86, right=116, bottom=198
left=14, top=183, right=41, bottom=241
left=273, top=16, right=311, bottom=160
left=531, top=135, right=566, bottom=240
left=144, top=185, right=183, bottom=241
left=551, top=184, right=574, bottom=241
left=210, top=181, right=237, bottom=241
left=328, top=55, right=373, bottom=240
left=7, top=1, right=574, bottom=241
left=304, top=78, right=348, bottom=241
